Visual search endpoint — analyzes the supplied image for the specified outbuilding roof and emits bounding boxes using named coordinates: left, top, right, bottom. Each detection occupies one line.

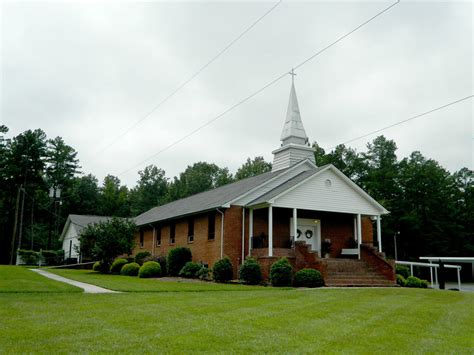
left=59, top=214, right=112, bottom=241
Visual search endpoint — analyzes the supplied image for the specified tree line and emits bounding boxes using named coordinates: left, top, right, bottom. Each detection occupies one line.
left=0, top=125, right=472, bottom=264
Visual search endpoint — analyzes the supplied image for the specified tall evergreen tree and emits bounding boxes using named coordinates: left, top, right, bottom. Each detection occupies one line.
left=235, top=156, right=272, bottom=180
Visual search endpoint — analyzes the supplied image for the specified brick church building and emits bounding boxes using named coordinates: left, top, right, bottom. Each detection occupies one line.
left=132, top=79, right=395, bottom=285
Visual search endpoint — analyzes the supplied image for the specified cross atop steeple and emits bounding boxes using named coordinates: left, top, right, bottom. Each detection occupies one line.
left=289, top=68, right=297, bottom=83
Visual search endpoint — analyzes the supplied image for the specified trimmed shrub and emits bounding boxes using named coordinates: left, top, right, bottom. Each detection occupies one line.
left=134, top=251, right=152, bottom=265
left=120, top=262, right=140, bottom=276
left=239, top=257, right=262, bottom=285
left=405, top=276, right=423, bottom=288
left=110, top=258, right=128, bottom=273
left=213, top=257, right=233, bottom=283
left=179, top=262, right=202, bottom=278
left=17, top=249, right=40, bottom=265
left=167, top=247, right=192, bottom=276
left=143, top=255, right=168, bottom=276
left=197, top=267, right=212, bottom=281
left=270, top=258, right=293, bottom=287
left=396, top=274, right=406, bottom=287
left=396, top=265, right=410, bottom=279
left=294, top=268, right=324, bottom=288
left=92, top=261, right=110, bottom=274
left=420, top=279, right=429, bottom=288
left=138, top=261, right=161, bottom=278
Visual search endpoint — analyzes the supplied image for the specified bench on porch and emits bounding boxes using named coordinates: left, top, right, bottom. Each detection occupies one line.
left=340, top=248, right=358, bottom=257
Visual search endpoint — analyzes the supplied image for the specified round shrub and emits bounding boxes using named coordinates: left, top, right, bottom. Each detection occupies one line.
left=405, top=276, right=423, bottom=288
left=179, top=262, right=202, bottom=278
left=134, top=251, right=152, bottom=265
left=167, top=247, right=192, bottom=276
left=138, top=261, right=162, bottom=278
left=396, top=265, right=410, bottom=279
left=270, top=258, right=293, bottom=287
left=294, top=268, right=323, bottom=288
left=120, top=262, right=140, bottom=276
left=239, top=257, right=262, bottom=285
left=143, top=255, right=168, bottom=276
left=213, top=257, right=233, bottom=283
left=92, top=261, right=110, bottom=274
left=110, top=258, right=128, bottom=273
left=420, top=279, right=429, bottom=288
left=396, top=274, right=406, bottom=287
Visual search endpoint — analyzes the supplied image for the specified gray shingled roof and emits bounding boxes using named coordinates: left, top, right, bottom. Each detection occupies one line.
left=134, top=170, right=285, bottom=226
left=69, top=214, right=112, bottom=233
left=247, top=165, right=327, bottom=206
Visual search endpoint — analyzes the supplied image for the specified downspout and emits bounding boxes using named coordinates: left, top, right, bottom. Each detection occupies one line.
left=241, top=207, right=245, bottom=265
left=216, top=208, right=225, bottom=259
left=149, top=224, right=156, bottom=256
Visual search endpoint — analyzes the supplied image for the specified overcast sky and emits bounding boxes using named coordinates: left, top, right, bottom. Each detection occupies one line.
left=1, top=0, right=472, bottom=187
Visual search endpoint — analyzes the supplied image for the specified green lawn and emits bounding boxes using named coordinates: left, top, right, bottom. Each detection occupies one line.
left=0, top=266, right=81, bottom=293
left=0, top=267, right=473, bottom=353
left=48, top=268, right=275, bottom=292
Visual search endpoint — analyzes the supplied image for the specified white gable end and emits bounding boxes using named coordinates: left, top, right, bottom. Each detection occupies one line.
left=271, top=168, right=384, bottom=215
left=232, top=160, right=316, bottom=206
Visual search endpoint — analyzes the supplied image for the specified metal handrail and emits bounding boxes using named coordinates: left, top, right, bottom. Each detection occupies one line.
left=395, top=260, right=462, bottom=290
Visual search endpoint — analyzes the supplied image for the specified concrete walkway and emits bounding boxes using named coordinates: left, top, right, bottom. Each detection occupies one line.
left=31, top=269, right=118, bottom=294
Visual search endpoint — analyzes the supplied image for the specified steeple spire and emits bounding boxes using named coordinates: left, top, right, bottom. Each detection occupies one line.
left=271, top=71, right=315, bottom=172
left=280, top=70, right=308, bottom=146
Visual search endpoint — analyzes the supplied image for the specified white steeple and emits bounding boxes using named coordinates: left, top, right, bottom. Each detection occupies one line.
left=280, top=75, right=308, bottom=146
left=272, top=71, right=315, bottom=172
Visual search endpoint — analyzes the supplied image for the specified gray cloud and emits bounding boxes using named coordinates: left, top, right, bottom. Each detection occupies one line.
left=1, top=0, right=472, bottom=187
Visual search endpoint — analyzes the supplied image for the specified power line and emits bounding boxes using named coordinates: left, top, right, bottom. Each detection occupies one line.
left=94, top=0, right=282, bottom=156
left=117, top=0, right=400, bottom=177
left=324, top=95, right=474, bottom=151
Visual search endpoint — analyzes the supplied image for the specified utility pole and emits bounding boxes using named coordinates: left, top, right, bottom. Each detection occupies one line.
left=17, top=186, right=26, bottom=252
left=393, top=231, right=400, bottom=260
left=9, top=186, right=22, bottom=265
left=30, top=197, right=34, bottom=250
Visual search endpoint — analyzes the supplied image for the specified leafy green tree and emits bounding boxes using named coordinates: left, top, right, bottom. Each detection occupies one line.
left=78, top=217, right=136, bottom=271
left=99, top=175, right=130, bottom=217
left=166, top=162, right=233, bottom=201
left=129, top=165, right=168, bottom=216
left=235, top=156, right=272, bottom=180
left=62, top=174, right=101, bottom=216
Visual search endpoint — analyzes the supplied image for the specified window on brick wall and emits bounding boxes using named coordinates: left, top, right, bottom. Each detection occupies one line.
left=139, top=230, right=144, bottom=248
left=169, top=223, right=175, bottom=244
left=156, top=226, right=161, bottom=247
left=188, top=218, right=194, bottom=243
left=208, top=213, right=215, bottom=240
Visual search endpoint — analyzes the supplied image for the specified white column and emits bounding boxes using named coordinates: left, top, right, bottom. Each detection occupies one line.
left=353, top=216, right=357, bottom=241
left=268, top=205, right=273, bottom=257
left=376, top=216, right=382, bottom=252
left=293, top=208, right=297, bottom=246
left=248, top=209, right=253, bottom=256
left=357, top=214, right=362, bottom=260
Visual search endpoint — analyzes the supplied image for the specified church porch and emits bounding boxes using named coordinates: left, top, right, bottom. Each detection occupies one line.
left=248, top=206, right=379, bottom=260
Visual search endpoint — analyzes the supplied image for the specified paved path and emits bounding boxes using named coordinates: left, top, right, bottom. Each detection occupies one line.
left=31, top=269, right=118, bottom=294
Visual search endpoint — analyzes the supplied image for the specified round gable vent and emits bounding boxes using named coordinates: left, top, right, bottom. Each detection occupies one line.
left=325, top=179, right=332, bottom=187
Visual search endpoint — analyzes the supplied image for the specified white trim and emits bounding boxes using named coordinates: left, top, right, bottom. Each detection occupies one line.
left=267, top=164, right=388, bottom=214
left=293, top=208, right=297, bottom=246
